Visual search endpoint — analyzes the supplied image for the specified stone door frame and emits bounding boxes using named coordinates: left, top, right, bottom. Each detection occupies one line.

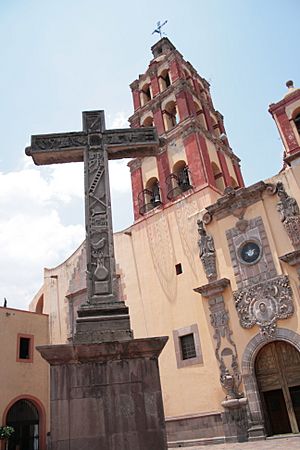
left=241, top=328, right=300, bottom=440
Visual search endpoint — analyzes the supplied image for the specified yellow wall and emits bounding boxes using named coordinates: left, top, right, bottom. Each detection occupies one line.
left=0, top=308, right=49, bottom=430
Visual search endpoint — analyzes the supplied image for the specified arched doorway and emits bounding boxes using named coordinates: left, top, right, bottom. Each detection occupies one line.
left=6, top=399, right=39, bottom=450
left=255, top=341, right=300, bottom=436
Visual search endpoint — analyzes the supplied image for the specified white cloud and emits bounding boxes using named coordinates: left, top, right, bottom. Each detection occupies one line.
left=0, top=161, right=85, bottom=309
left=0, top=112, right=133, bottom=309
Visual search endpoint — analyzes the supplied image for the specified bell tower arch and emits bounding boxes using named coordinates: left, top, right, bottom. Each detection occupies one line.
left=128, top=37, right=244, bottom=221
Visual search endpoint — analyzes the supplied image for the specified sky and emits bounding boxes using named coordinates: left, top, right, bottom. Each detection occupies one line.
left=0, top=0, right=299, bottom=309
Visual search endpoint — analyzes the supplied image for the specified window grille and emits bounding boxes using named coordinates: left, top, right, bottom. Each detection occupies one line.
left=180, top=334, right=196, bottom=360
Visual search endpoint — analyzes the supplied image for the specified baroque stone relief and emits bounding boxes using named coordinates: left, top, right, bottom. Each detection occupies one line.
left=197, top=220, right=217, bottom=281
left=226, top=217, right=277, bottom=289
left=208, top=296, right=242, bottom=400
left=276, top=181, right=300, bottom=247
left=234, top=275, right=294, bottom=337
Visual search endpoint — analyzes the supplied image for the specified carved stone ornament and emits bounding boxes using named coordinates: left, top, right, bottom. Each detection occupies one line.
left=197, top=219, right=217, bottom=281
left=234, top=275, right=294, bottom=337
left=209, top=297, right=243, bottom=400
left=276, top=181, right=300, bottom=247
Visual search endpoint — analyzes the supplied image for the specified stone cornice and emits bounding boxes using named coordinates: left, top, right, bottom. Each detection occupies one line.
left=37, top=336, right=168, bottom=365
left=194, top=278, right=231, bottom=298
left=279, top=249, right=300, bottom=266
left=130, top=79, right=139, bottom=91
left=204, top=182, right=268, bottom=221
left=284, top=148, right=300, bottom=165
left=269, top=89, right=300, bottom=114
left=127, top=158, right=142, bottom=172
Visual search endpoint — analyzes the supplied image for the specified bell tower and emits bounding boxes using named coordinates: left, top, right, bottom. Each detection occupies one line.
left=269, top=80, right=300, bottom=166
left=128, top=38, right=244, bottom=221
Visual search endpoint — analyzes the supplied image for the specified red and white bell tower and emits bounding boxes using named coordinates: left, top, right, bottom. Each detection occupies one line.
left=269, top=80, right=300, bottom=166
left=128, top=38, right=244, bottom=221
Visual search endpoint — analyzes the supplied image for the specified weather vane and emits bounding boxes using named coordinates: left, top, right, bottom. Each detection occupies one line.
left=152, top=20, right=168, bottom=39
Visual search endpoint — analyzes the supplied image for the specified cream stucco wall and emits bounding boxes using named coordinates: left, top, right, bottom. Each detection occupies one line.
left=114, top=189, right=227, bottom=418
left=29, top=243, right=85, bottom=345
left=27, top=162, right=300, bottom=426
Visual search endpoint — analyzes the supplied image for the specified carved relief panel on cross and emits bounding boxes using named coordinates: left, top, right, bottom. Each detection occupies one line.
left=86, top=147, right=115, bottom=302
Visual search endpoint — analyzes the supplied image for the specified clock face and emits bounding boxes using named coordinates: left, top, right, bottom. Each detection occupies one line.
left=239, top=241, right=261, bottom=264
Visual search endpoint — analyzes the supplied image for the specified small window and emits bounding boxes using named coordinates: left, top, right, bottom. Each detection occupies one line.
left=173, top=324, right=203, bottom=368
left=180, top=334, right=196, bottom=360
left=17, top=334, right=33, bottom=362
left=175, top=263, right=183, bottom=275
left=19, top=338, right=30, bottom=359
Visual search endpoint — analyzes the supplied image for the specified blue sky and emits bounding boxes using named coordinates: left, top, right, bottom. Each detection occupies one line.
left=0, top=0, right=299, bottom=308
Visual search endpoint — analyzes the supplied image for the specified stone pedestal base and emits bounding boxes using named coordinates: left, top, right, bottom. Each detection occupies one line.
left=221, top=398, right=248, bottom=443
left=38, top=337, right=168, bottom=450
left=247, top=424, right=266, bottom=441
left=74, top=300, right=133, bottom=344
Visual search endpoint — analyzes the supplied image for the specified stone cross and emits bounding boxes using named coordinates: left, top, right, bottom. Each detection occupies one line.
left=26, top=110, right=160, bottom=342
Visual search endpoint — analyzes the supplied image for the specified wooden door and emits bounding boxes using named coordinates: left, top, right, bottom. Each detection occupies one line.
left=255, top=341, right=300, bottom=435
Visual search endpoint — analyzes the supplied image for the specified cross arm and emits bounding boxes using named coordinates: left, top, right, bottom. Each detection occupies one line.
left=25, top=131, right=88, bottom=165
left=104, top=127, right=160, bottom=159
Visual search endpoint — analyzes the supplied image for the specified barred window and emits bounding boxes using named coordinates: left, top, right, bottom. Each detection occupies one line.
left=180, top=333, right=196, bottom=360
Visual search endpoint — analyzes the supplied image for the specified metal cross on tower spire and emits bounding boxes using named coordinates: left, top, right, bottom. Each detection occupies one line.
left=152, top=20, right=168, bottom=38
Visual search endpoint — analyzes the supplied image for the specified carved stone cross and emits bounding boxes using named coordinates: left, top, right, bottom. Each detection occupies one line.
left=26, top=110, right=160, bottom=343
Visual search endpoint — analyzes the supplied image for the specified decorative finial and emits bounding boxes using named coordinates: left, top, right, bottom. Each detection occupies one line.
left=152, top=20, right=168, bottom=39
left=286, top=80, right=294, bottom=89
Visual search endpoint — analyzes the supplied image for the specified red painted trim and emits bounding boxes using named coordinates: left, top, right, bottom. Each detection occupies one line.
left=197, top=134, right=216, bottom=187
left=276, top=110, right=299, bottom=153
left=233, top=163, right=245, bottom=187
left=16, top=333, right=34, bottom=363
left=130, top=165, right=144, bottom=221
left=217, top=150, right=231, bottom=187
left=183, top=133, right=206, bottom=187
left=175, top=91, right=190, bottom=121
left=2, top=395, right=47, bottom=450
left=169, top=59, right=181, bottom=83
left=202, top=105, right=213, bottom=132
left=150, top=75, right=160, bottom=98
left=156, top=151, right=171, bottom=204
left=153, top=108, right=165, bottom=135
left=132, top=89, right=141, bottom=111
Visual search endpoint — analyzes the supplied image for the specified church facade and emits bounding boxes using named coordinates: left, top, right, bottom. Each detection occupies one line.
left=25, top=38, right=300, bottom=447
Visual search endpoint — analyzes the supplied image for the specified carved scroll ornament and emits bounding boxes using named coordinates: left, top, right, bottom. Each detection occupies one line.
left=234, top=275, right=294, bottom=337
left=209, top=297, right=242, bottom=400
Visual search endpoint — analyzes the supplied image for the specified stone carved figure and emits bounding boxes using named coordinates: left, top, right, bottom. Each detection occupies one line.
left=234, top=275, right=294, bottom=337
left=197, top=219, right=217, bottom=281
left=276, top=181, right=300, bottom=246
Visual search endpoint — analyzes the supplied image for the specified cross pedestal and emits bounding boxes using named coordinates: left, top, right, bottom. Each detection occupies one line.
left=26, top=111, right=168, bottom=450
